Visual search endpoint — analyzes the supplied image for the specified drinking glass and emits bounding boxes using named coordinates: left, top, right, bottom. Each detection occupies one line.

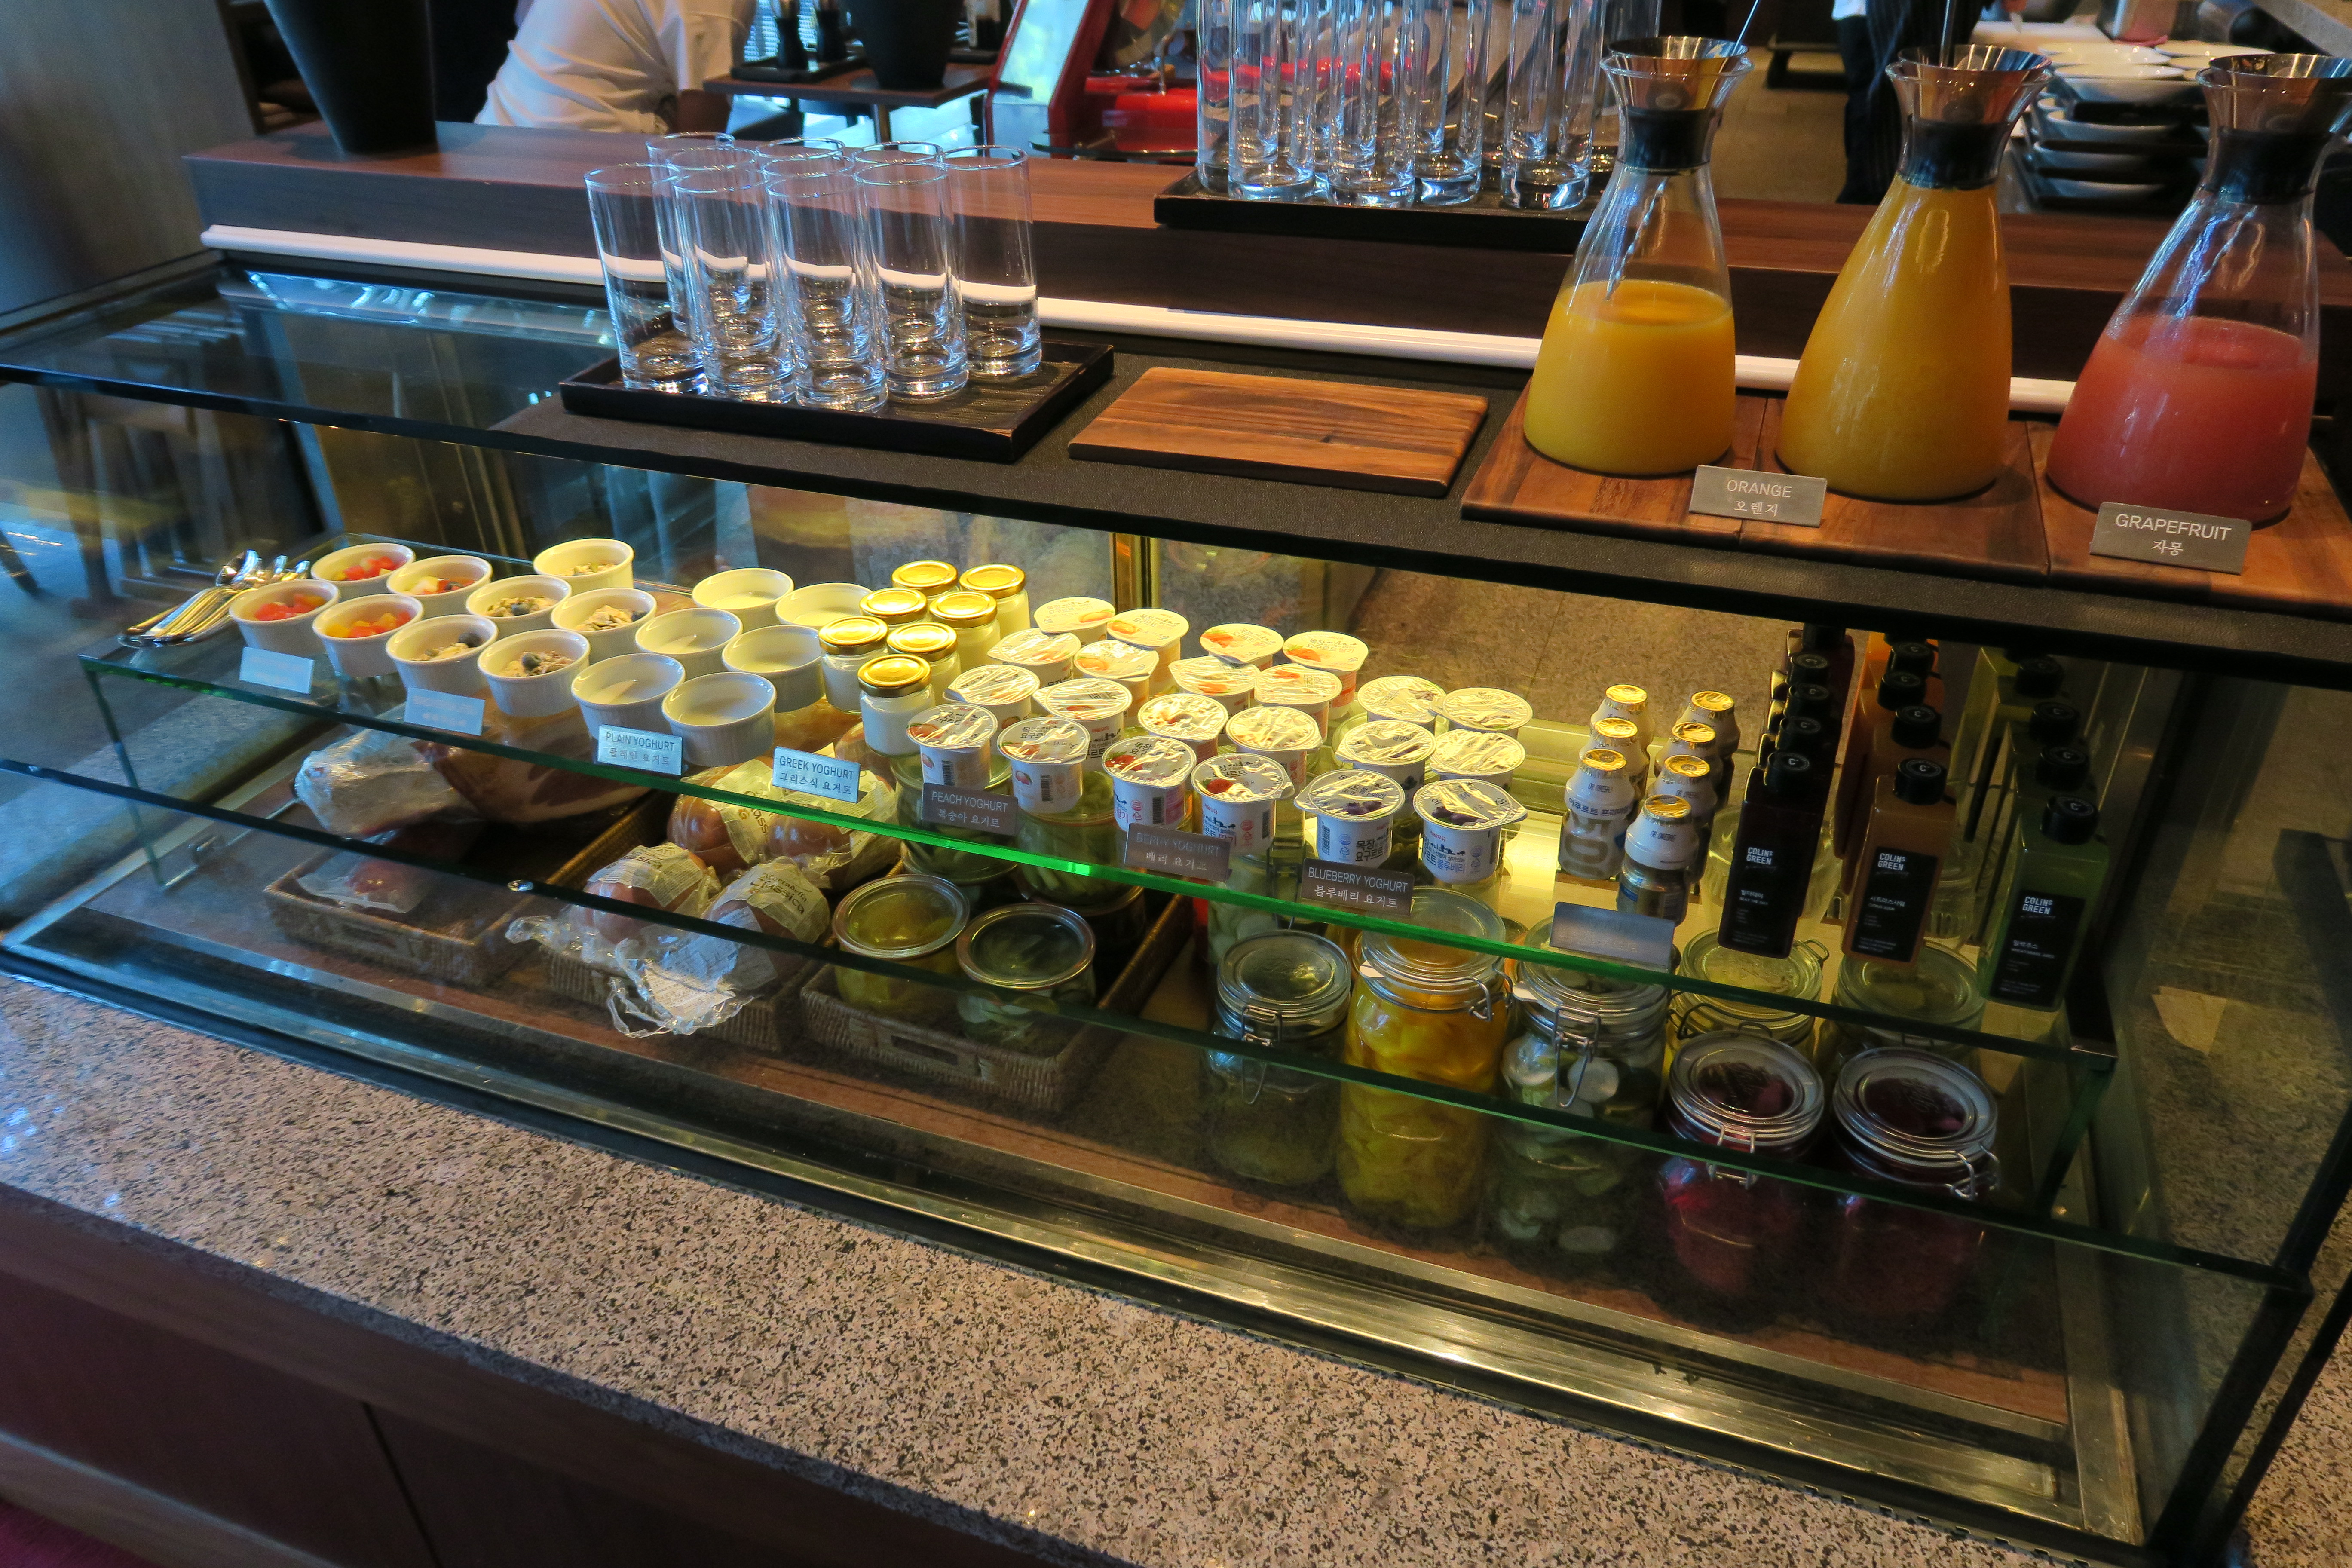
left=672, top=163, right=799, bottom=400
left=765, top=156, right=890, bottom=411
left=753, top=135, right=844, bottom=171
left=584, top=165, right=700, bottom=389
left=1497, top=0, right=1608, bottom=209
left=1325, top=0, right=1423, bottom=206
left=1197, top=0, right=1234, bottom=191
left=1231, top=0, right=1319, bottom=199
left=854, top=160, right=968, bottom=398
left=851, top=140, right=946, bottom=165
left=1411, top=0, right=1491, bottom=203
left=649, top=140, right=757, bottom=341
left=943, top=145, right=1041, bottom=380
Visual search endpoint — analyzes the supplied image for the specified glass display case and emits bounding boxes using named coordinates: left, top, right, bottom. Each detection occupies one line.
left=1, top=262, right=2348, bottom=1568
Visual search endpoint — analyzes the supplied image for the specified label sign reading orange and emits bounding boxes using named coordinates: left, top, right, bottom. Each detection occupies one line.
left=1690, top=466, right=1826, bottom=527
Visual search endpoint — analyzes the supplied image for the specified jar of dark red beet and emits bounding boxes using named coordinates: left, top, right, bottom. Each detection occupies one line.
left=1824, top=1048, right=2000, bottom=1321
left=1657, top=1032, right=1825, bottom=1299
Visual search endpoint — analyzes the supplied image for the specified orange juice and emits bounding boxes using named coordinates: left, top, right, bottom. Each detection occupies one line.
left=1778, top=181, right=2013, bottom=502
left=1524, top=279, right=1738, bottom=477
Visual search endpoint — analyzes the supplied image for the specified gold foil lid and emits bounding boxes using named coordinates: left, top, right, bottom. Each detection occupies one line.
left=1225, top=704, right=1320, bottom=753
left=1357, top=674, right=1445, bottom=726
left=892, top=559, right=960, bottom=594
left=959, top=563, right=1026, bottom=600
left=1436, top=686, right=1536, bottom=732
left=1282, top=630, right=1369, bottom=671
left=997, top=715, right=1090, bottom=763
left=1199, top=623, right=1284, bottom=663
left=1034, top=596, right=1117, bottom=635
left=1337, top=719, right=1437, bottom=766
left=1430, top=728, right=1528, bottom=778
left=929, top=589, right=999, bottom=627
left=907, top=703, right=999, bottom=752
left=1170, top=655, right=1260, bottom=698
left=858, top=653, right=932, bottom=696
left=1580, top=747, right=1629, bottom=774
left=1669, top=720, right=1718, bottom=751
left=1297, top=768, right=1404, bottom=819
left=1593, top=717, right=1642, bottom=746
left=887, top=622, right=958, bottom=660
left=1192, top=753, right=1295, bottom=804
left=819, top=614, right=889, bottom=653
left=1412, top=777, right=1528, bottom=831
left=859, top=585, right=930, bottom=625
left=991, top=628, right=1082, bottom=667
left=1037, top=675, right=1133, bottom=723
left=1662, top=753, right=1712, bottom=783
left=1138, top=691, right=1230, bottom=740
left=1690, top=689, right=1734, bottom=716
left=1641, top=793, right=1694, bottom=821
left=1604, top=682, right=1649, bottom=709
left=1108, top=607, right=1188, bottom=647
left=1104, top=735, right=1196, bottom=786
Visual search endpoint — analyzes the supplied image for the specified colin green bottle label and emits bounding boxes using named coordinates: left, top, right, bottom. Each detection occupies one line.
left=1988, top=889, right=2087, bottom=1009
left=1719, top=841, right=1795, bottom=956
left=1850, top=848, right=1938, bottom=960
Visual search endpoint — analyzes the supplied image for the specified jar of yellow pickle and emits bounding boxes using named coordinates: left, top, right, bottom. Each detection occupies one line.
left=831, top=873, right=969, bottom=1026
left=1338, top=888, right=1511, bottom=1230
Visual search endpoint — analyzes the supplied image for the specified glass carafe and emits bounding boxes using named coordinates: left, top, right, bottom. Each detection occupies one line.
left=2045, top=55, right=2352, bottom=523
left=1521, top=37, right=1751, bottom=476
left=1778, top=47, right=2050, bottom=502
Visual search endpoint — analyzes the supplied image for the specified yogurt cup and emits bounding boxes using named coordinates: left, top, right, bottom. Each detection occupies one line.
left=1199, top=622, right=1284, bottom=669
left=310, top=542, right=414, bottom=597
left=1298, top=769, right=1405, bottom=866
left=988, top=628, right=1081, bottom=687
left=313, top=593, right=423, bottom=680
left=859, top=585, right=931, bottom=627
left=1224, top=703, right=1322, bottom=788
left=388, top=554, right=492, bottom=618
left=230, top=578, right=338, bottom=657
left=948, top=662, right=1039, bottom=731
left=1105, top=735, right=1197, bottom=831
left=1035, top=676, right=1133, bottom=768
left=1106, top=607, right=1188, bottom=675
left=532, top=537, right=634, bottom=592
left=1254, top=663, right=1343, bottom=737
left=388, top=613, right=495, bottom=696
left=1429, top=727, right=1528, bottom=788
left=482, top=629, right=591, bottom=718
left=1357, top=674, right=1446, bottom=729
left=1191, top=753, right=1294, bottom=855
left=722, top=623, right=824, bottom=710
left=663, top=670, right=777, bottom=769
left=551, top=588, right=658, bottom=663
left=908, top=703, right=1001, bottom=789
left=1336, top=718, right=1437, bottom=799
left=573, top=652, right=686, bottom=733
left=1074, top=638, right=1159, bottom=706
left=1034, top=596, right=1117, bottom=644
left=957, top=563, right=1029, bottom=637
left=466, top=574, right=570, bottom=634
left=636, top=606, right=742, bottom=680
left=778, top=582, right=871, bottom=630
left=692, top=567, right=794, bottom=629
left=1281, top=631, right=1369, bottom=704
left=1414, top=778, right=1528, bottom=885
left=998, top=716, right=1091, bottom=813
left=1137, top=691, right=1230, bottom=762
left=818, top=616, right=891, bottom=710
left=1435, top=686, right=1535, bottom=739
left=1169, top=655, right=1260, bottom=714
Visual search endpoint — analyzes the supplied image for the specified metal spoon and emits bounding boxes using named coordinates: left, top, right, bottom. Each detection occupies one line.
left=121, top=551, right=257, bottom=640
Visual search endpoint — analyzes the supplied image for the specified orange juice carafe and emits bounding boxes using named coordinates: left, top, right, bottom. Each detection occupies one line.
left=1778, top=48, right=2051, bottom=502
left=1522, top=37, right=1753, bottom=477
left=2046, top=55, right=2352, bottom=523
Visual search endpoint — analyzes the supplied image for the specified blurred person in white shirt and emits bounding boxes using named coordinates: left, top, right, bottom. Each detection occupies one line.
left=478, top=0, right=756, bottom=134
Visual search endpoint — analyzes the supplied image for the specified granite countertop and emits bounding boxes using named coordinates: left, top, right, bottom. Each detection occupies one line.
left=0, top=974, right=2342, bottom=1568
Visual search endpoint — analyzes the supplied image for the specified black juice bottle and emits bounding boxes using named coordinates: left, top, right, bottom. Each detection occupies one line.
left=1981, top=795, right=2108, bottom=1011
left=1844, top=757, right=1953, bottom=968
left=1717, top=749, right=1827, bottom=958
left=1833, top=667, right=1928, bottom=857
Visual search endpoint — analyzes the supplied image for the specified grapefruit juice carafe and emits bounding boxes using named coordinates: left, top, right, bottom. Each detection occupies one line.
left=2046, top=55, right=2352, bottom=522
left=1778, top=47, right=2050, bottom=501
left=1522, top=38, right=1752, bottom=477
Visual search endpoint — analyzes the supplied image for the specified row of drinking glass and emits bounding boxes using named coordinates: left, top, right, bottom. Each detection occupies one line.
left=584, top=134, right=1042, bottom=407
left=1200, top=0, right=1655, bottom=210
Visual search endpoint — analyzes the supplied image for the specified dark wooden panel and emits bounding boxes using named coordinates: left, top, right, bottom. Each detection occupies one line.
left=0, top=1429, right=345, bottom=1568
left=0, top=1188, right=1059, bottom=1568
left=1069, top=365, right=1488, bottom=495
left=0, top=1269, right=435, bottom=1568
left=1461, top=392, right=1750, bottom=541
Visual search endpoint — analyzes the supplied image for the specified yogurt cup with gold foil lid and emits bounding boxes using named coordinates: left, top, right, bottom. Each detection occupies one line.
left=1358, top=674, right=1445, bottom=729
left=1297, top=769, right=1406, bottom=866
left=1170, top=655, right=1260, bottom=713
left=1192, top=753, right=1295, bottom=854
left=1199, top=622, right=1284, bottom=669
left=930, top=589, right=1003, bottom=659
left=1105, top=735, right=1197, bottom=831
left=908, top=703, right=1001, bottom=788
left=948, top=661, right=1038, bottom=730
left=957, top=563, right=1029, bottom=635
left=859, top=585, right=931, bottom=626
left=1255, top=662, right=1344, bottom=736
left=1033, top=596, right=1117, bottom=643
left=1337, top=719, right=1438, bottom=798
left=1281, top=631, right=1369, bottom=704
left=1106, top=607, right=1188, bottom=674
left=1429, top=727, right=1528, bottom=787
left=1435, top=686, right=1535, bottom=738
left=1225, top=703, right=1322, bottom=787
left=987, top=626, right=1080, bottom=685
left=856, top=653, right=934, bottom=754
left=818, top=614, right=891, bottom=711
left=885, top=620, right=959, bottom=698
left=1138, top=691, right=1231, bottom=761
left=1075, top=637, right=1159, bottom=705
left=1035, top=675, right=1134, bottom=767
left=891, top=559, right=961, bottom=597
left=1414, top=778, right=1528, bottom=885
left=998, top=715, right=1091, bottom=812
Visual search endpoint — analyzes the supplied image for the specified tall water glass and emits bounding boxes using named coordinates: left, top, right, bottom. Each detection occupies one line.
left=1498, top=0, right=1607, bottom=208
left=851, top=140, right=946, bottom=165
left=1326, top=0, right=1423, bottom=206
left=1197, top=0, right=1234, bottom=192
left=1231, top=0, right=1318, bottom=199
left=853, top=160, right=969, bottom=399
left=1412, top=0, right=1491, bottom=203
left=753, top=135, right=844, bottom=172
left=944, top=146, right=1041, bottom=379
left=765, top=157, right=889, bottom=411
left=650, top=141, right=756, bottom=339
left=585, top=165, right=700, bottom=389
left=674, top=163, right=798, bottom=399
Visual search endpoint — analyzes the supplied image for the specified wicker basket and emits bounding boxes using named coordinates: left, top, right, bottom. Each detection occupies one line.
left=797, top=894, right=1193, bottom=1112
left=542, top=942, right=821, bottom=1053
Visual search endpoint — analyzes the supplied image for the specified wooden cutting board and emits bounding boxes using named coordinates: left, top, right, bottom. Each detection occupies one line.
left=1067, top=367, right=1490, bottom=496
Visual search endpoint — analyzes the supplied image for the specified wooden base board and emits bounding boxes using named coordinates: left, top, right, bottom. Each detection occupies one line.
left=1068, top=366, right=1491, bottom=497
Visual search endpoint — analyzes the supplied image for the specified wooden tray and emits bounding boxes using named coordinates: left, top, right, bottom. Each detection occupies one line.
left=1069, top=366, right=1490, bottom=497
left=1153, top=170, right=1596, bottom=254
left=544, top=944, right=821, bottom=1053
left=556, top=338, right=1114, bottom=463
left=2030, top=426, right=2352, bottom=621
left=798, top=892, right=1193, bottom=1112
left=1463, top=389, right=2049, bottom=584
